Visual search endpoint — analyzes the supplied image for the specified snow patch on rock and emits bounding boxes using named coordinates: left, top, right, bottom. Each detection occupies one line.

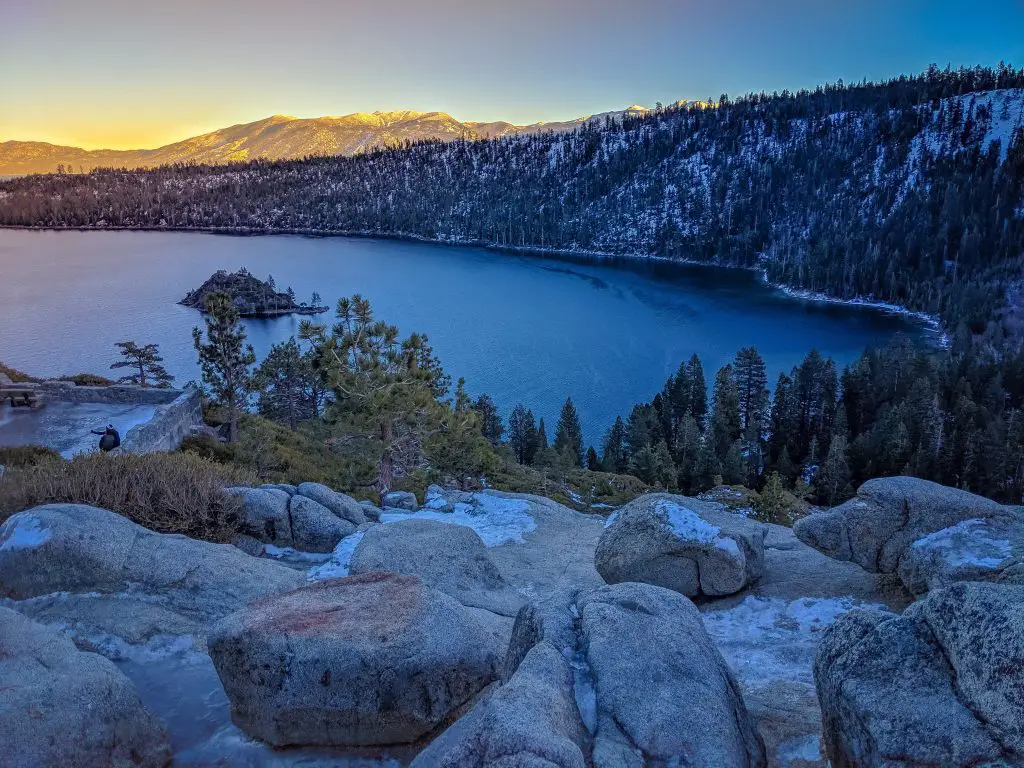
left=656, top=500, right=738, bottom=555
left=0, top=515, right=50, bottom=551
left=910, top=518, right=1013, bottom=569
left=378, top=493, right=536, bottom=546
left=307, top=531, right=365, bottom=581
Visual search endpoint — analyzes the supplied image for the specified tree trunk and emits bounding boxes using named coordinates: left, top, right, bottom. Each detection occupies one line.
left=377, top=419, right=394, bottom=495
left=228, top=402, right=238, bottom=443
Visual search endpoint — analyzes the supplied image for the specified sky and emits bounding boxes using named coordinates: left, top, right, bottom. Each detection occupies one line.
left=2, top=0, right=1022, bottom=149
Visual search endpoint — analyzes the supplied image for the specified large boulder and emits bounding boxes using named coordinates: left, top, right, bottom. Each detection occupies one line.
left=226, top=486, right=293, bottom=546
left=0, top=606, right=172, bottom=768
left=0, top=504, right=304, bottom=621
left=296, top=482, right=367, bottom=525
left=579, top=583, right=765, bottom=766
left=595, top=493, right=766, bottom=598
left=794, top=477, right=1019, bottom=582
left=288, top=494, right=356, bottom=552
left=383, top=490, right=418, bottom=510
left=435, top=583, right=765, bottom=767
left=412, top=642, right=589, bottom=767
left=208, top=572, right=509, bottom=747
left=349, top=518, right=524, bottom=616
left=814, top=581, right=1024, bottom=766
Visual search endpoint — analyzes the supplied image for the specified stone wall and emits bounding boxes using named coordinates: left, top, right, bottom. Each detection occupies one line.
left=38, top=382, right=183, bottom=406
left=118, top=388, right=204, bottom=454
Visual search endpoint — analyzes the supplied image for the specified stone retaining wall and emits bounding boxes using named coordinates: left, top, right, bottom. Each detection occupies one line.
left=118, top=387, right=204, bottom=454
left=38, top=382, right=184, bottom=406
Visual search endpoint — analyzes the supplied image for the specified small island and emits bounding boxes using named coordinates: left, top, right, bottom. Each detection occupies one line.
left=180, top=268, right=329, bottom=317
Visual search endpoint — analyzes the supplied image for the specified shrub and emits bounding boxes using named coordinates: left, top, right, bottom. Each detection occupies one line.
left=0, top=452, right=254, bottom=542
left=0, top=445, right=64, bottom=468
left=0, top=362, right=35, bottom=383
left=60, top=373, right=116, bottom=387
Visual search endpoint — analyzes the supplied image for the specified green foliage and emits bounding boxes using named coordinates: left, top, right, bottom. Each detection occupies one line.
left=426, top=380, right=499, bottom=488
left=59, top=372, right=116, bottom=386
left=554, top=397, right=584, bottom=467
left=0, top=445, right=63, bottom=467
left=0, top=362, right=36, bottom=383
left=192, top=291, right=256, bottom=443
left=752, top=472, right=805, bottom=525
left=110, top=340, right=173, bottom=388
left=507, top=404, right=539, bottom=464
left=252, top=337, right=325, bottom=430
left=471, top=394, right=504, bottom=446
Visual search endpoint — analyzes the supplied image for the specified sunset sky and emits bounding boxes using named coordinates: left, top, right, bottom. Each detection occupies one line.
left=2, top=0, right=1022, bottom=149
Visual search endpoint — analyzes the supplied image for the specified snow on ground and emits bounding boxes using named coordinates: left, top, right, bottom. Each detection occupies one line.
left=0, top=515, right=50, bottom=551
left=655, top=499, right=739, bottom=555
left=702, top=595, right=886, bottom=690
left=910, top=518, right=1013, bottom=569
left=379, top=493, right=537, bottom=547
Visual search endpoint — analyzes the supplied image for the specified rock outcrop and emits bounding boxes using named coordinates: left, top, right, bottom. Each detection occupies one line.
left=383, top=490, right=419, bottom=511
left=794, top=476, right=1023, bottom=594
left=0, top=606, right=172, bottom=768
left=0, top=504, right=304, bottom=621
left=426, top=582, right=766, bottom=767
left=208, top=572, right=509, bottom=747
left=349, top=518, right=524, bottom=616
left=227, top=485, right=357, bottom=552
left=595, top=493, right=766, bottom=598
left=296, top=482, right=367, bottom=525
left=814, top=581, right=1024, bottom=766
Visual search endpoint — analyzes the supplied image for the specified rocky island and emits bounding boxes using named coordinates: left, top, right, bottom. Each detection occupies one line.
left=180, top=268, right=328, bottom=317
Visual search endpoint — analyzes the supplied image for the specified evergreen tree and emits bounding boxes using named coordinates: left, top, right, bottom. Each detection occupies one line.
left=686, top=354, right=708, bottom=423
left=734, top=347, right=769, bottom=436
left=814, top=429, right=853, bottom=506
left=427, top=379, right=498, bottom=488
left=507, top=404, right=537, bottom=464
left=754, top=472, right=792, bottom=524
left=554, top=397, right=584, bottom=467
left=471, top=394, right=504, bottom=446
left=710, top=364, right=741, bottom=467
left=601, top=416, right=629, bottom=473
left=300, top=294, right=449, bottom=493
left=586, top=446, right=601, bottom=471
left=110, top=341, right=173, bottom=388
left=253, top=336, right=324, bottom=430
left=192, top=292, right=256, bottom=443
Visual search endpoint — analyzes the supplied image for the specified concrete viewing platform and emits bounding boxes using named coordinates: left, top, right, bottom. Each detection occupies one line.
left=0, top=382, right=203, bottom=458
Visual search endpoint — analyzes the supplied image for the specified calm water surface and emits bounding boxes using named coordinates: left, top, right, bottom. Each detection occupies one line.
left=0, top=230, right=931, bottom=444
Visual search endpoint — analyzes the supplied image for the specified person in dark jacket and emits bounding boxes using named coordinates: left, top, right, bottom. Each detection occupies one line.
left=91, top=424, right=121, bottom=452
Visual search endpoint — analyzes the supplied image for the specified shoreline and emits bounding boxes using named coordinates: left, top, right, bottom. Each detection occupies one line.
left=0, top=223, right=947, bottom=341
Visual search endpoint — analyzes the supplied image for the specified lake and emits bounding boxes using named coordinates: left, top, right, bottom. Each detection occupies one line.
left=0, top=229, right=932, bottom=445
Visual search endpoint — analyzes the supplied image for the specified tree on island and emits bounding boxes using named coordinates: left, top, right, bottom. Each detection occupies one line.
left=192, top=291, right=256, bottom=443
left=110, top=341, right=173, bottom=388
left=311, top=291, right=322, bottom=308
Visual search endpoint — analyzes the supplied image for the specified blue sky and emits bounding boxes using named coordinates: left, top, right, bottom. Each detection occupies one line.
left=1, top=0, right=1022, bottom=148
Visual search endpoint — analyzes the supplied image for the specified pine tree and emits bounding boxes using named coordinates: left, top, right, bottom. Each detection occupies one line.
left=710, top=364, right=741, bottom=467
left=110, top=341, right=173, bottom=388
left=471, top=394, right=504, bottom=446
left=253, top=337, right=324, bottom=430
left=601, top=416, right=629, bottom=473
left=554, top=397, right=584, bottom=467
left=814, top=410, right=853, bottom=506
left=734, top=347, right=769, bottom=436
left=586, top=446, right=600, bottom=471
left=754, top=472, right=792, bottom=524
left=300, top=294, right=449, bottom=493
left=192, top=292, right=256, bottom=443
left=507, top=404, right=536, bottom=464
left=427, top=379, right=498, bottom=488
left=686, top=354, right=708, bottom=423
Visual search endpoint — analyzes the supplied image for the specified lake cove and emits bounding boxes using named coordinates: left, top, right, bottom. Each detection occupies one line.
left=0, top=229, right=932, bottom=444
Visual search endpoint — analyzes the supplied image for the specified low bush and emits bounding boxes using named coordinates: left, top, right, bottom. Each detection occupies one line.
left=0, top=362, right=35, bottom=383
left=59, top=373, right=116, bottom=387
left=0, top=445, right=64, bottom=468
left=0, top=451, right=254, bottom=542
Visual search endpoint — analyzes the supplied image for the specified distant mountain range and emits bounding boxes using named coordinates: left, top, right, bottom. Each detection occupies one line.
left=0, top=104, right=693, bottom=175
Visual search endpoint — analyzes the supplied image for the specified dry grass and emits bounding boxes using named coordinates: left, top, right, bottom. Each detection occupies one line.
left=0, top=452, right=255, bottom=542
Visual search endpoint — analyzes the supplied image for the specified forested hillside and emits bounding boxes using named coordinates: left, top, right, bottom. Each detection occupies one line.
left=2, top=65, right=1023, bottom=335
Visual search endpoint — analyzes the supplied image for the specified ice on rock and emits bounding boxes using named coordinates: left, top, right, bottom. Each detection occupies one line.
left=307, top=531, right=365, bottom=581
left=655, top=500, right=739, bottom=555
left=0, top=515, right=50, bottom=551
left=378, top=492, right=536, bottom=547
left=910, top=518, right=1013, bottom=570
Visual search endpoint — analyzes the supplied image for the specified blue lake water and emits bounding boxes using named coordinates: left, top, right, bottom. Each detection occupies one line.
left=0, top=229, right=931, bottom=445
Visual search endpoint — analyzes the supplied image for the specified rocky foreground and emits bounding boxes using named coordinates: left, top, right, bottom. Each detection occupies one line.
left=0, top=478, right=1021, bottom=767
